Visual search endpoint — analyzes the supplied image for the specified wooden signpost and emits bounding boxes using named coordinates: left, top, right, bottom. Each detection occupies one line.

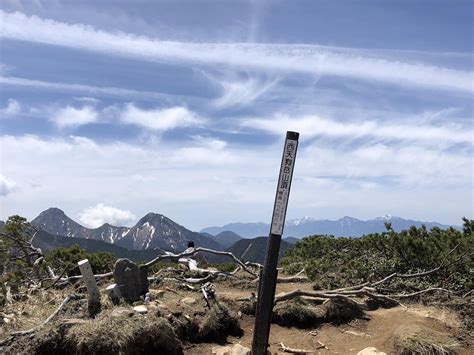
left=252, top=131, right=299, bottom=355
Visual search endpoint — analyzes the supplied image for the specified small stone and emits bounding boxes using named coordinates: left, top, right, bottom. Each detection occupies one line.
left=231, top=344, right=251, bottom=355
left=133, top=305, right=148, bottom=314
left=144, top=292, right=151, bottom=302
left=357, top=347, right=386, bottom=355
left=212, top=345, right=232, bottom=355
left=180, top=297, right=196, bottom=305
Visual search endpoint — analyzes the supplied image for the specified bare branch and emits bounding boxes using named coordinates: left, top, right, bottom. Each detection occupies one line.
left=145, top=247, right=258, bottom=277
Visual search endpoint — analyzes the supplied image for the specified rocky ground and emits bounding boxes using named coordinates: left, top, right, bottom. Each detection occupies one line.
left=1, top=276, right=472, bottom=354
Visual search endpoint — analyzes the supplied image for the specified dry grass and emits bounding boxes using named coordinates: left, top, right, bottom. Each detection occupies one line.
left=324, top=298, right=367, bottom=324
left=198, top=303, right=242, bottom=341
left=272, top=299, right=325, bottom=328
left=393, top=326, right=460, bottom=355
left=36, top=312, right=183, bottom=354
left=239, top=298, right=256, bottom=316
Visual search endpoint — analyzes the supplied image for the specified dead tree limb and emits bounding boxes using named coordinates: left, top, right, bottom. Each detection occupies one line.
left=272, top=247, right=464, bottom=305
left=145, top=247, right=258, bottom=277
left=279, top=342, right=314, bottom=354
left=390, top=288, right=453, bottom=298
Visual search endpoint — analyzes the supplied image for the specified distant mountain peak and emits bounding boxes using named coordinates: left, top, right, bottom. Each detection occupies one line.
left=340, top=216, right=358, bottom=220
left=287, top=216, right=316, bottom=226
left=31, top=208, right=222, bottom=252
left=39, top=207, right=67, bottom=216
left=374, top=215, right=401, bottom=221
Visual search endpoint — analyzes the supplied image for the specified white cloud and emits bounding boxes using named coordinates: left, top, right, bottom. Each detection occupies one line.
left=0, top=76, right=175, bottom=102
left=74, top=96, right=100, bottom=103
left=50, top=105, right=98, bottom=128
left=0, top=174, right=17, bottom=196
left=79, top=203, right=136, bottom=228
left=0, top=98, right=21, bottom=116
left=1, top=10, right=472, bottom=93
left=119, top=104, right=203, bottom=131
left=241, top=114, right=473, bottom=146
left=207, top=73, right=280, bottom=109
left=0, top=134, right=471, bottom=228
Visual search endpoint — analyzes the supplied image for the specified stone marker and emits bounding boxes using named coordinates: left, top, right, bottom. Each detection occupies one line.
left=78, top=259, right=101, bottom=317
left=138, top=264, right=149, bottom=295
left=106, top=283, right=122, bottom=305
left=113, top=258, right=141, bottom=302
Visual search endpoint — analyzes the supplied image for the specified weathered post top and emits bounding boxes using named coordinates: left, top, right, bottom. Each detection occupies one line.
left=252, top=131, right=299, bottom=355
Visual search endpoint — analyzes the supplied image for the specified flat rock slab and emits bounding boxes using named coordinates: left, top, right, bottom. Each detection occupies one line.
left=357, top=347, right=387, bottom=355
left=133, top=305, right=148, bottom=314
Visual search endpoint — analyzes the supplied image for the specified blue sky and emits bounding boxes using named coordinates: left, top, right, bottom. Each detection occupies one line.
left=0, top=0, right=472, bottom=230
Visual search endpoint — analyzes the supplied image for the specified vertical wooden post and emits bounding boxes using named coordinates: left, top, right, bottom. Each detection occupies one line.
left=252, top=131, right=299, bottom=355
left=78, top=259, right=101, bottom=317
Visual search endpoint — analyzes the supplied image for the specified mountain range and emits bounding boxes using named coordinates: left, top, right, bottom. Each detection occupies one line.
left=201, top=215, right=460, bottom=238
left=31, top=207, right=221, bottom=252
left=1, top=208, right=460, bottom=262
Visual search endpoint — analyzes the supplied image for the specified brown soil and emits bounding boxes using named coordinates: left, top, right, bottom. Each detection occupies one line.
left=188, top=306, right=470, bottom=354
left=186, top=281, right=472, bottom=354
left=1, top=279, right=471, bottom=354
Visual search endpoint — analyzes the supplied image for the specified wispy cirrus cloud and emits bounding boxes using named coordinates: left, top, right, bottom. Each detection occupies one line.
left=241, top=114, right=474, bottom=146
left=1, top=10, right=472, bottom=93
left=0, top=76, right=177, bottom=102
left=205, top=72, right=280, bottom=109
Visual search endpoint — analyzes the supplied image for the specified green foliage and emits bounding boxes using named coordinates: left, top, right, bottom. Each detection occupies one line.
left=282, top=218, right=473, bottom=292
left=45, top=245, right=117, bottom=276
left=1, top=215, right=37, bottom=305
left=209, top=263, right=237, bottom=273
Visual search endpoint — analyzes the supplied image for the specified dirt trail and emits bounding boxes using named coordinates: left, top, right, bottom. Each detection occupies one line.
left=187, top=305, right=469, bottom=354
